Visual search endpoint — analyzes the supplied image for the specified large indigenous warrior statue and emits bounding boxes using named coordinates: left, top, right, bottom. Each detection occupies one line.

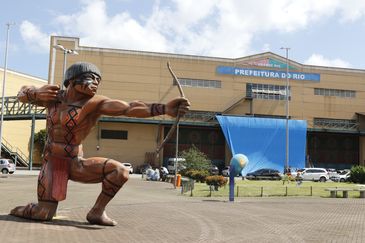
left=10, top=62, right=190, bottom=226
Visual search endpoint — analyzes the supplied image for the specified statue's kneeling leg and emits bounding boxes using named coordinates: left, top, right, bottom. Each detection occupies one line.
left=10, top=201, right=58, bottom=221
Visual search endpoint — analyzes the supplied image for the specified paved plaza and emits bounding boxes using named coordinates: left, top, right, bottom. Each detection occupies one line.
left=0, top=171, right=365, bottom=243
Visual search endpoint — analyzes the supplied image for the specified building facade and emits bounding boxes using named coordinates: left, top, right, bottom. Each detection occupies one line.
left=48, top=36, right=365, bottom=170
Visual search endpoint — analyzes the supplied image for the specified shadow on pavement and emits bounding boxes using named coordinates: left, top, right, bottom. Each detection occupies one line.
left=0, top=214, right=104, bottom=230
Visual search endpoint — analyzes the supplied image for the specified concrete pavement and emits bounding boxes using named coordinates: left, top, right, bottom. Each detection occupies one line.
left=0, top=171, right=365, bottom=242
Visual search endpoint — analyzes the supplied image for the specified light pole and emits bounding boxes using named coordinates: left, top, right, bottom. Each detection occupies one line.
left=0, top=23, right=14, bottom=158
left=53, top=44, right=79, bottom=88
left=281, top=47, right=290, bottom=171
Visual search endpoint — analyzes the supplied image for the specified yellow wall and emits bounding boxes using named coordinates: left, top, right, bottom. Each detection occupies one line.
left=82, top=122, right=159, bottom=165
left=0, top=68, right=47, bottom=161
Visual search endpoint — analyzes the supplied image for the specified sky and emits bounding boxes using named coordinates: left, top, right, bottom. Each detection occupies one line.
left=1, top=0, right=365, bottom=80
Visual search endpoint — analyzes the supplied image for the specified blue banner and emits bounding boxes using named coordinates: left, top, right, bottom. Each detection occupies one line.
left=216, top=66, right=320, bottom=82
left=217, top=116, right=307, bottom=175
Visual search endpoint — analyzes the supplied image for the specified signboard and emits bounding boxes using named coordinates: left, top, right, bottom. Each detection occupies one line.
left=245, top=58, right=297, bottom=70
left=216, top=66, right=320, bottom=82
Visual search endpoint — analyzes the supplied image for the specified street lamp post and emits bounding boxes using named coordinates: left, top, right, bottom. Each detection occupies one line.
left=0, top=23, right=14, bottom=158
left=281, top=47, right=290, bottom=171
left=53, top=44, right=79, bottom=88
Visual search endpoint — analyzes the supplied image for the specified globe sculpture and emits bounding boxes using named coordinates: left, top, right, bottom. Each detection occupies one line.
left=230, top=153, right=248, bottom=176
left=229, top=153, right=248, bottom=202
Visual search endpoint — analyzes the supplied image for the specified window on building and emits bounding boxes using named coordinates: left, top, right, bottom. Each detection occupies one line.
left=177, top=78, right=221, bottom=88
left=314, top=88, right=356, bottom=98
left=101, top=129, right=128, bottom=139
left=246, top=83, right=290, bottom=100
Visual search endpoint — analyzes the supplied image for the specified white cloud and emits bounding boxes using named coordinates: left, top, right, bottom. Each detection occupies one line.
left=55, top=0, right=169, bottom=52
left=305, top=54, right=351, bottom=68
left=18, top=0, right=365, bottom=59
left=19, top=21, right=52, bottom=53
left=262, top=44, right=271, bottom=52
left=337, top=0, right=365, bottom=22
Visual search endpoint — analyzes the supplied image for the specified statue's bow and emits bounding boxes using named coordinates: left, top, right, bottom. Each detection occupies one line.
left=155, top=62, right=185, bottom=154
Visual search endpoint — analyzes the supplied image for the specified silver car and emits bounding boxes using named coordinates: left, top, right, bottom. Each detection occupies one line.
left=0, top=159, right=16, bottom=174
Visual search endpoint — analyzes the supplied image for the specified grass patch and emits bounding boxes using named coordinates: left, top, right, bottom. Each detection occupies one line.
left=183, top=178, right=362, bottom=198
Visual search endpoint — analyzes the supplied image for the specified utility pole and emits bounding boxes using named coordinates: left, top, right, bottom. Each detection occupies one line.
left=281, top=47, right=290, bottom=171
left=0, top=22, right=14, bottom=158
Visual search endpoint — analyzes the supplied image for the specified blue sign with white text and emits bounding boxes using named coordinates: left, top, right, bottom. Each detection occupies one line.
left=216, top=66, right=320, bottom=82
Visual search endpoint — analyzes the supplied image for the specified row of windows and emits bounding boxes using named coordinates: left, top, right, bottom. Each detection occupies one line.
left=175, top=79, right=356, bottom=100
left=314, top=88, right=355, bottom=98
left=177, top=78, right=221, bottom=88
left=246, top=83, right=290, bottom=100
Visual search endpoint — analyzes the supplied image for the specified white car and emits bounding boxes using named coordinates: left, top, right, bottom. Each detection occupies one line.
left=122, top=163, right=133, bottom=174
left=167, top=157, right=186, bottom=174
left=0, top=158, right=16, bottom=174
left=299, top=168, right=329, bottom=182
left=331, top=170, right=350, bottom=182
left=222, top=166, right=230, bottom=177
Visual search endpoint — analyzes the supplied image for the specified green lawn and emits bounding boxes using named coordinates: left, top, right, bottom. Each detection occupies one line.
left=183, top=178, right=364, bottom=198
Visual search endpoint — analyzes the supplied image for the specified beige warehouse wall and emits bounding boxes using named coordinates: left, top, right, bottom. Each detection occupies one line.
left=2, top=120, right=46, bottom=163
left=49, top=37, right=365, bottom=124
left=0, top=68, right=47, bottom=96
left=82, top=122, right=159, bottom=168
left=0, top=68, right=47, bottom=161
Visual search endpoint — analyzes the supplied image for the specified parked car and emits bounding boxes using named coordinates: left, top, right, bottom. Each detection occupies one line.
left=209, top=165, right=219, bottom=175
left=122, top=162, right=133, bottom=174
left=299, top=168, right=329, bottom=182
left=330, top=170, right=350, bottom=182
left=0, top=158, right=16, bottom=174
left=222, top=166, right=230, bottom=177
left=167, top=158, right=186, bottom=174
left=326, top=168, right=338, bottom=178
left=245, top=168, right=282, bottom=180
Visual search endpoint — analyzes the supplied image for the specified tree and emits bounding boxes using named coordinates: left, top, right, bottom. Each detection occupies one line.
left=180, top=145, right=211, bottom=171
left=34, top=129, right=47, bottom=152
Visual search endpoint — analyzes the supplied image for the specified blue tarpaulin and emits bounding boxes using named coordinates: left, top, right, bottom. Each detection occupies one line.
left=216, top=116, right=307, bottom=175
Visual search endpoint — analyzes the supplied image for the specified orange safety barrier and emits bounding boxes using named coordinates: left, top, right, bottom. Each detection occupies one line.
left=176, top=174, right=181, bottom=187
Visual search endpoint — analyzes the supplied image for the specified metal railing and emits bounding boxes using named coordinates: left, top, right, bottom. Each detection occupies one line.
left=182, top=110, right=218, bottom=122
left=1, top=137, right=29, bottom=167
left=0, top=96, right=46, bottom=116
left=311, top=118, right=358, bottom=131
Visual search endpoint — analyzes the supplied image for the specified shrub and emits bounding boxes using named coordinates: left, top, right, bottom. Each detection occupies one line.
left=181, top=169, right=210, bottom=183
left=349, top=166, right=365, bottom=184
left=205, top=175, right=228, bottom=191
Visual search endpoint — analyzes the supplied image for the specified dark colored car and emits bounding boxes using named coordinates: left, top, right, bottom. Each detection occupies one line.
left=209, top=165, right=219, bottom=175
left=245, top=168, right=282, bottom=180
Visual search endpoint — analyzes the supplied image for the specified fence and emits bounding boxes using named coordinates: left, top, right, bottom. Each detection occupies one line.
left=181, top=183, right=361, bottom=198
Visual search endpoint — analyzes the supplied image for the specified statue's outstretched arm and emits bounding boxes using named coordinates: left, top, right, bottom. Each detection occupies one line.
left=97, top=97, right=189, bottom=118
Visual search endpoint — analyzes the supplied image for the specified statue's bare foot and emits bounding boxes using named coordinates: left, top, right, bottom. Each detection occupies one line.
left=10, top=203, right=38, bottom=219
left=10, top=202, right=57, bottom=221
left=86, top=210, right=117, bottom=226
left=10, top=205, right=28, bottom=218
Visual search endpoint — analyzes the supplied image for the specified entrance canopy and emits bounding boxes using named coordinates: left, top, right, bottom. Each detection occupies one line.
left=216, top=116, right=307, bottom=175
